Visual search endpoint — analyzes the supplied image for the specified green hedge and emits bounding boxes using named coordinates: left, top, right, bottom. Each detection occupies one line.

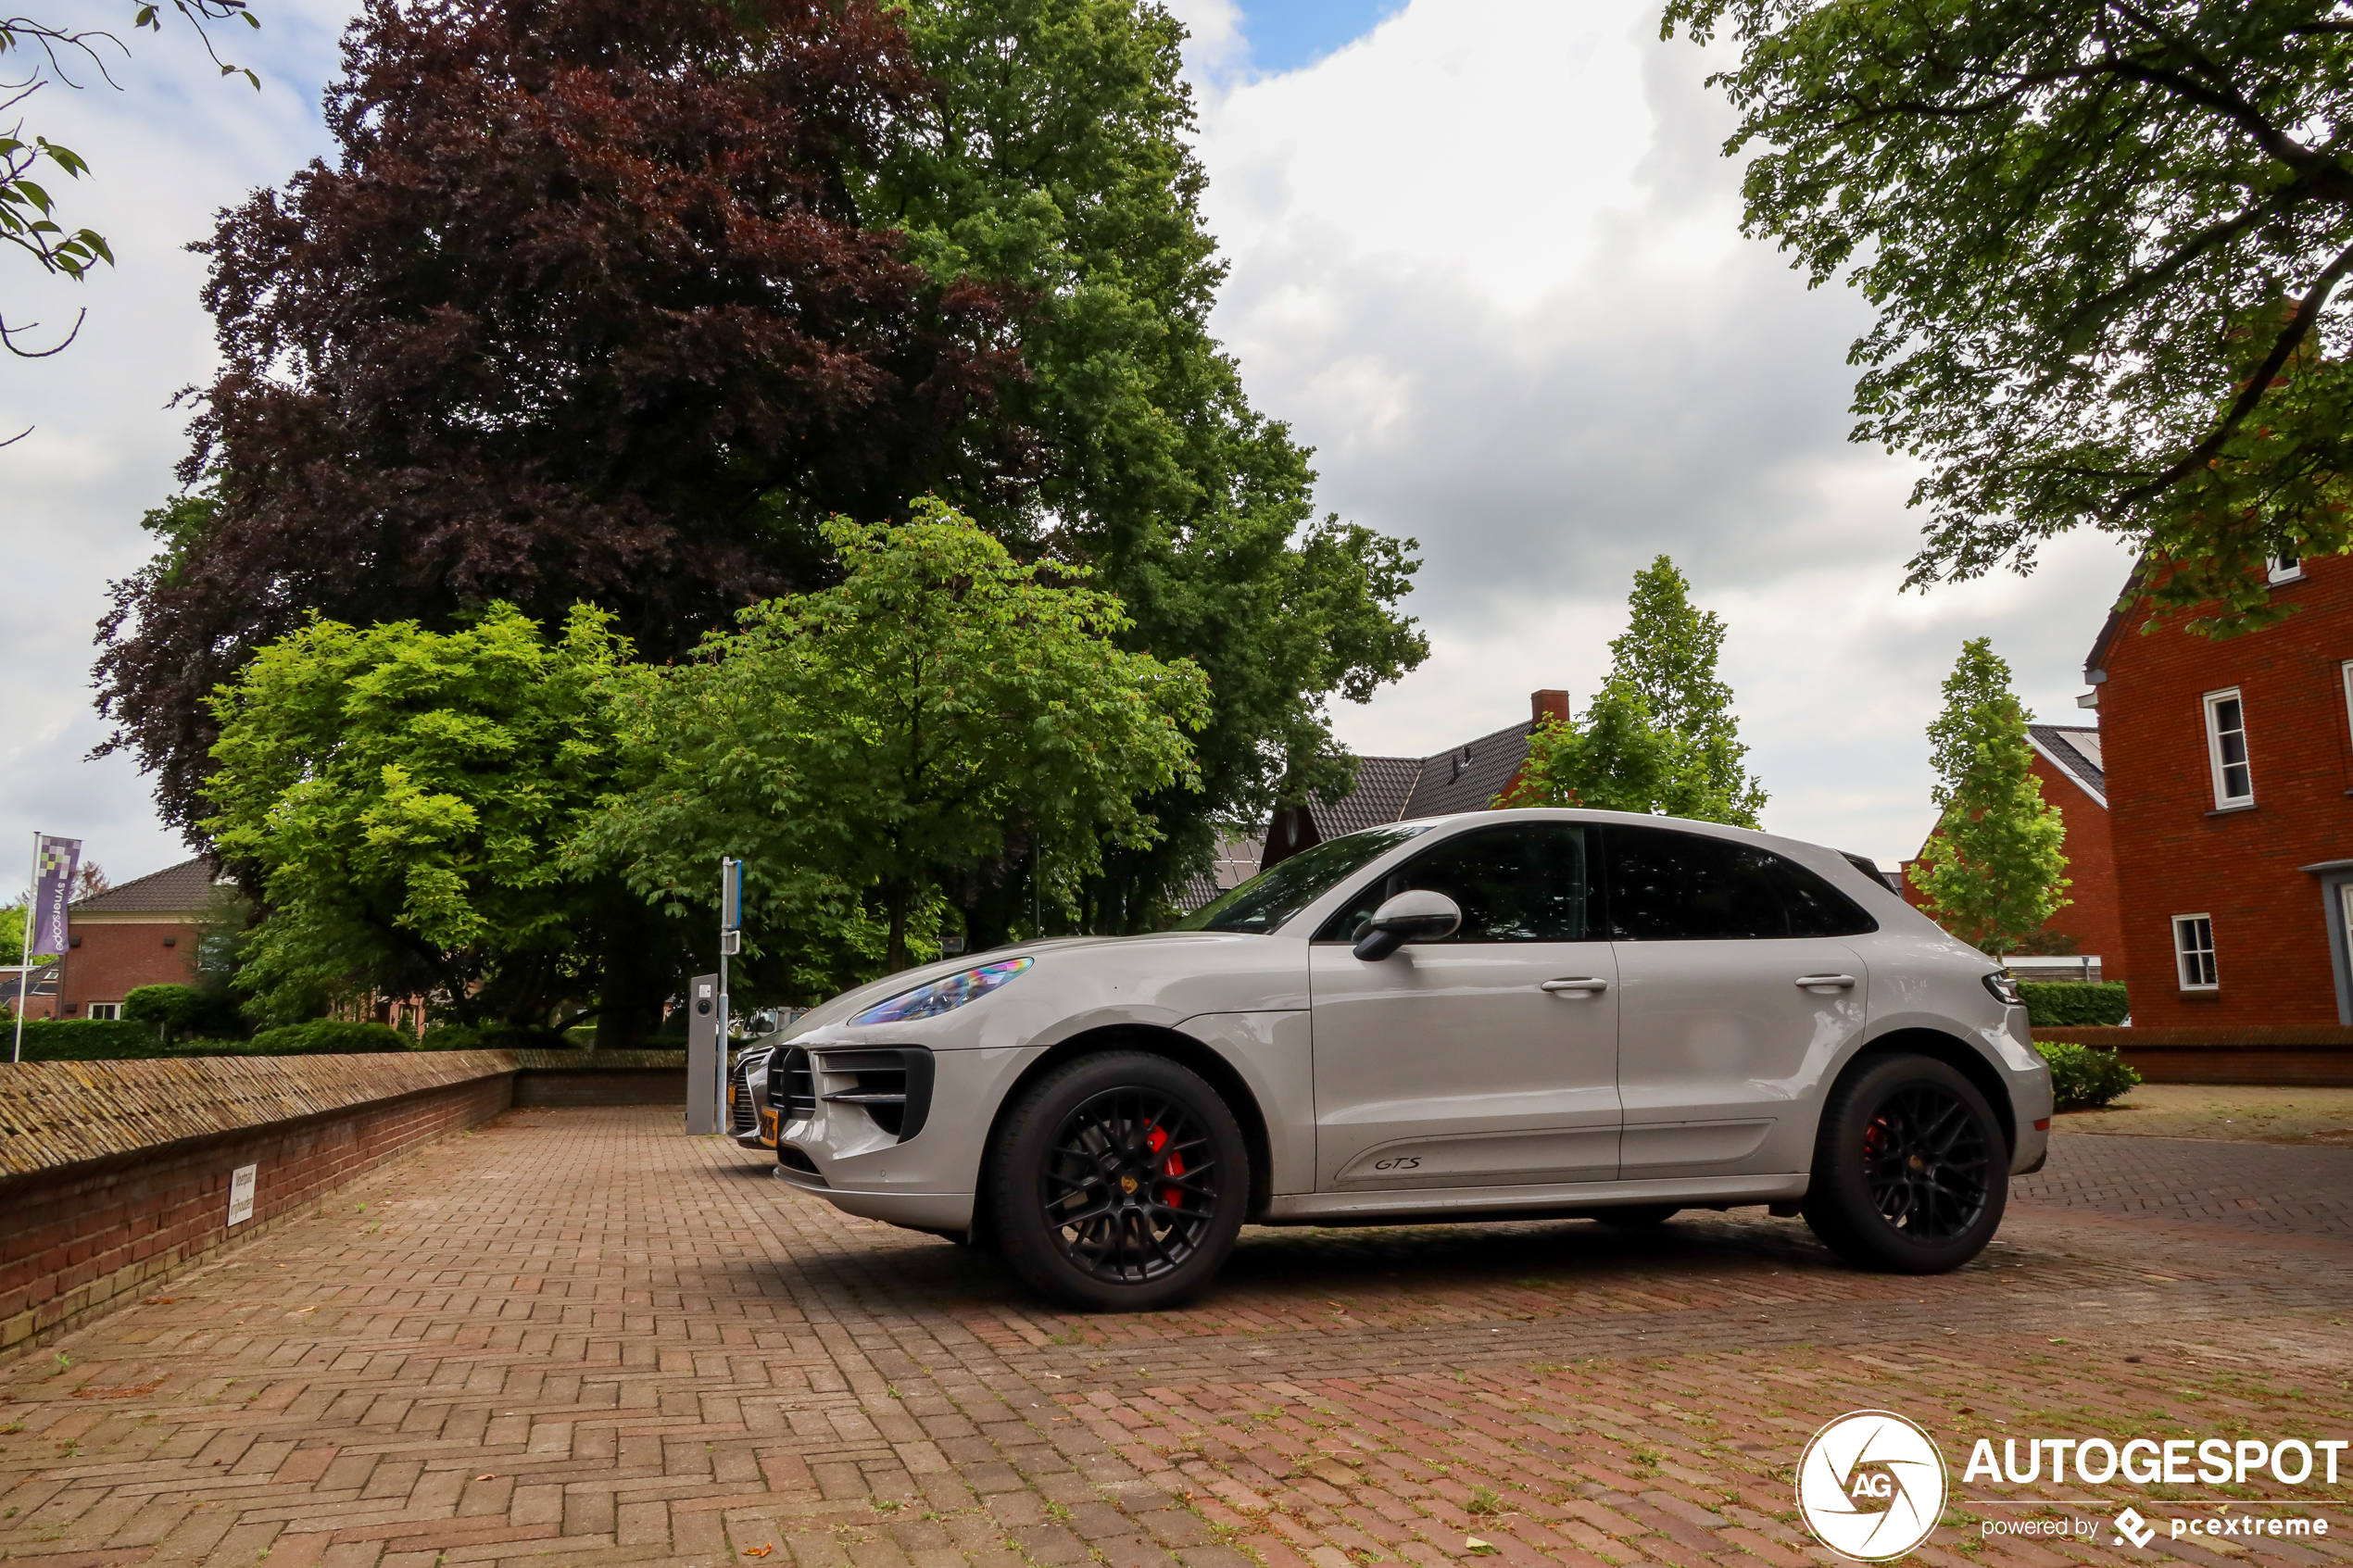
left=7, top=1018, right=177, bottom=1060
left=2034, top=1039, right=2141, bottom=1110
left=2018, top=980, right=2130, bottom=1027
left=7, top=1021, right=327, bottom=1061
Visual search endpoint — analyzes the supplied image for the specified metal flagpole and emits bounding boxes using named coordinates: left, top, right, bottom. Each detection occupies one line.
left=717, top=858, right=741, bottom=1125
left=12, top=832, right=34, bottom=1064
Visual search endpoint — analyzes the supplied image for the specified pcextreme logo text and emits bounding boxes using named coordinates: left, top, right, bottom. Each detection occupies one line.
left=1796, top=1411, right=2344, bottom=1561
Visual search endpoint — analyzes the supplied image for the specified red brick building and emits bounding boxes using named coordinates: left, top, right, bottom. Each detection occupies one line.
left=1898, top=724, right=2127, bottom=983
left=47, top=859, right=225, bottom=1021
left=2091, top=552, right=2353, bottom=1024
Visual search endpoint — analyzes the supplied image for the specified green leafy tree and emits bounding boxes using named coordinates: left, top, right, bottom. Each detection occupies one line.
left=587, top=500, right=1212, bottom=976
left=1502, top=678, right=1758, bottom=824
left=198, top=602, right=670, bottom=1040
left=121, top=983, right=202, bottom=1044
left=1908, top=639, right=2070, bottom=953
left=1605, top=556, right=1767, bottom=822
left=1663, top=0, right=2353, bottom=628
left=870, top=0, right=1428, bottom=930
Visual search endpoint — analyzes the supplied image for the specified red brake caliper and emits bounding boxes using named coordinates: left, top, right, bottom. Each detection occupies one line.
left=1146, top=1125, right=1185, bottom=1207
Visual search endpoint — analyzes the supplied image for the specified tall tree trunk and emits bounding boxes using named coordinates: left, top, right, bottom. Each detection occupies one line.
left=886, top=883, right=909, bottom=973
left=593, top=891, right=671, bottom=1049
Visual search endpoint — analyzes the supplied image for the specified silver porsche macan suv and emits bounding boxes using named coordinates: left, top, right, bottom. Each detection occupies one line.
left=766, top=809, right=2054, bottom=1311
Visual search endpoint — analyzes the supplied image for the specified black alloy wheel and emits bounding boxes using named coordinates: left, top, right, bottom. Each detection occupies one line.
left=1042, top=1087, right=1219, bottom=1283
left=1859, top=1084, right=1992, bottom=1241
left=1803, top=1053, right=2007, bottom=1273
left=989, top=1052, right=1249, bottom=1311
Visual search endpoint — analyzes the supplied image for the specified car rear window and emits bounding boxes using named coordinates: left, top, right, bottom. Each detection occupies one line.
left=1604, top=824, right=1878, bottom=940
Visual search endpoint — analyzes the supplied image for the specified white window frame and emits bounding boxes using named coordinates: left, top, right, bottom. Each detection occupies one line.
left=2172, top=914, right=2218, bottom=991
left=2342, top=661, right=2353, bottom=756
left=2268, top=553, right=2306, bottom=584
left=2203, top=687, right=2254, bottom=809
left=84, top=1002, right=120, bottom=1021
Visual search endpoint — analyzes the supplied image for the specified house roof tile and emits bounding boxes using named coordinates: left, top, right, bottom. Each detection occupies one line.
left=71, top=857, right=224, bottom=915
left=2027, top=723, right=2107, bottom=806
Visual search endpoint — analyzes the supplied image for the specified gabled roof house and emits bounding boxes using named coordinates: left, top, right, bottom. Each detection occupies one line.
left=1260, top=692, right=1571, bottom=871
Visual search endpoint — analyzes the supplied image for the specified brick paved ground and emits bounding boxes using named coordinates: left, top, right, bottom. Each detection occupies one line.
left=6, top=1110, right=2353, bottom=1568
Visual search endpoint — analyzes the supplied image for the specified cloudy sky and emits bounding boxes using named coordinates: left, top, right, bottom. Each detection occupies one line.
left=0, top=0, right=2136, bottom=890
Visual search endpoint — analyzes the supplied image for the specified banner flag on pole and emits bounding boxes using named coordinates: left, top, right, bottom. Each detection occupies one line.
left=31, top=835, right=81, bottom=957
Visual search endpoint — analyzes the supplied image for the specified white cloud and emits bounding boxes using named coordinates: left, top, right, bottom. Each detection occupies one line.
left=1185, top=0, right=2137, bottom=864
left=0, top=2, right=351, bottom=886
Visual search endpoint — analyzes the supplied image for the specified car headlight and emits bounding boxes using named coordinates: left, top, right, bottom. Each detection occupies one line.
left=1982, top=968, right=2024, bottom=1007
left=850, top=957, right=1034, bottom=1025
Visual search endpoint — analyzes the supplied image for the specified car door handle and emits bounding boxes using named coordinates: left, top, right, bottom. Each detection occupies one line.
left=1794, top=973, right=1857, bottom=990
left=1541, top=977, right=1609, bottom=994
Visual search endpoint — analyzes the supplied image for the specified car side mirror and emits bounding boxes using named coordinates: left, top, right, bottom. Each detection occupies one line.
left=1352, top=889, right=1463, bottom=961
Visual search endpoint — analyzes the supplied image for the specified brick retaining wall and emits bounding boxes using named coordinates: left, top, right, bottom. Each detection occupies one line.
left=0, top=1049, right=687, bottom=1361
left=2034, top=1025, right=2353, bottom=1085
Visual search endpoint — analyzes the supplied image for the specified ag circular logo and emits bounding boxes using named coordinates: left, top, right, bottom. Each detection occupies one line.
left=1796, top=1410, right=1948, bottom=1561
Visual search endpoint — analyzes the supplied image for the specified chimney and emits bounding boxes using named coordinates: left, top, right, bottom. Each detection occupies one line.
left=1530, top=689, right=1570, bottom=727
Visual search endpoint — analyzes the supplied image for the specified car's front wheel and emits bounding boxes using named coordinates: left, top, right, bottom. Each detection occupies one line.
left=1803, top=1053, right=2007, bottom=1273
left=988, top=1051, right=1249, bottom=1311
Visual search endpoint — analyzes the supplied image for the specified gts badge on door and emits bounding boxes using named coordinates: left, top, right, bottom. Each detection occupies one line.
left=1333, top=1128, right=1616, bottom=1187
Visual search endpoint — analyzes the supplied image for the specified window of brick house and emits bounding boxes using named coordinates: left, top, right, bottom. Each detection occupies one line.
left=2341, top=661, right=2353, bottom=761
left=85, top=1002, right=121, bottom=1020
left=2268, top=553, right=2305, bottom=583
left=2171, top=915, right=2218, bottom=990
left=2203, top=688, right=2253, bottom=808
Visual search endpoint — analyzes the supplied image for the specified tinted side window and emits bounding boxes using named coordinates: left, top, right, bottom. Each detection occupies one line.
left=1604, top=825, right=1876, bottom=940
left=1315, top=822, right=1594, bottom=943
left=1781, top=857, right=1880, bottom=937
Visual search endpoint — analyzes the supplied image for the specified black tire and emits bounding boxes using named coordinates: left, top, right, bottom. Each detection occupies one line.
left=1803, top=1053, right=2007, bottom=1273
left=987, top=1051, right=1249, bottom=1311
left=1592, top=1205, right=1680, bottom=1229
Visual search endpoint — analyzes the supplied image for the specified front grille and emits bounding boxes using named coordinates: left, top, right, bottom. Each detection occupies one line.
left=728, top=1048, right=771, bottom=1135
left=777, top=1144, right=825, bottom=1184
left=812, top=1047, right=936, bottom=1142
left=773, top=1047, right=815, bottom=1120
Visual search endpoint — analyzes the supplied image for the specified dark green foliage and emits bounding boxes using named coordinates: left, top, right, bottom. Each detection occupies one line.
left=2036, top=1039, right=2142, bottom=1110
left=2019, top=981, right=2131, bottom=1028
left=246, top=1020, right=414, bottom=1054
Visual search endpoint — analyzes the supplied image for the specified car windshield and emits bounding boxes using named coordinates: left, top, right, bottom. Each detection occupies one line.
left=1175, top=824, right=1432, bottom=935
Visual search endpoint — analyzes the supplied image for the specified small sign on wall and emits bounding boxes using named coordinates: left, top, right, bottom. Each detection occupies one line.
left=227, top=1163, right=258, bottom=1227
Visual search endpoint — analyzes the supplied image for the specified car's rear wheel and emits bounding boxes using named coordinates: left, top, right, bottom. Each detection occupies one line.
left=988, top=1051, right=1248, bottom=1311
left=1803, top=1053, right=2007, bottom=1273
left=1592, top=1205, right=1680, bottom=1229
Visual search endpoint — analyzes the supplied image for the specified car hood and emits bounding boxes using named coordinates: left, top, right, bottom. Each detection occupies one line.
left=782, top=929, right=1302, bottom=1044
